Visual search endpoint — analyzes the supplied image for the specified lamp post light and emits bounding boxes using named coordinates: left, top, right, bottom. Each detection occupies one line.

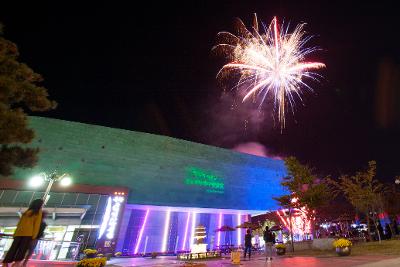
left=395, top=178, right=400, bottom=185
left=29, top=171, right=72, bottom=204
left=284, top=208, right=295, bottom=253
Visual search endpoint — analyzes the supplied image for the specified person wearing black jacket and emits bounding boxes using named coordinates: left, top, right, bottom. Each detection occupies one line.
left=392, top=218, right=399, bottom=235
left=385, top=223, right=392, bottom=240
left=243, top=229, right=252, bottom=260
left=263, top=226, right=275, bottom=261
left=377, top=221, right=384, bottom=240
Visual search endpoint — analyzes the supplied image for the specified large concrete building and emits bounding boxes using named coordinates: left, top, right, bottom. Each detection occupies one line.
left=0, top=117, right=286, bottom=259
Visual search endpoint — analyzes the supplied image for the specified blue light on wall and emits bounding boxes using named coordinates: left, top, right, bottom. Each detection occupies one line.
left=21, top=116, right=287, bottom=211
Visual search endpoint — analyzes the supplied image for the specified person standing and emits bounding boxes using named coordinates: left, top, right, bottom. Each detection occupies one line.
left=2, top=199, right=43, bottom=267
left=243, top=229, right=252, bottom=260
left=377, top=221, right=384, bottom=240
left=263, top=226, right=275, bottom=262
left=385, top=223, right=392, bottom=240
left=23, top=211, right=47, bottom=265
left=392, top=218, right=399, bottom=235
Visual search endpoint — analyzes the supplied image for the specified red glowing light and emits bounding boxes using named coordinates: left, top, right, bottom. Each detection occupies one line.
left=277, top=207, right=313, bottom=239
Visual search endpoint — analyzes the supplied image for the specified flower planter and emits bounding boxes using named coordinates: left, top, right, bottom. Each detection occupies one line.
left=276, top=248, right=286, bottom=255
left=333, top=238, right=352, bottom=256
left=336, top=246, right=351, bottom=256
left=77, top=257, right=107, bottom=267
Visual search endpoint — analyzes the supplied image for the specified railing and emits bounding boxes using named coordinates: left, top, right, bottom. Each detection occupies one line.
left=215, top=244, right=235, bottom=255
left=177, top=251, right=221, bottom=260
left=0, top=234, right=81, bottom=261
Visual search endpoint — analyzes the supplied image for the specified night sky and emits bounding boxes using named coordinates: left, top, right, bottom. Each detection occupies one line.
left=1, top=1, right=400, bottom=180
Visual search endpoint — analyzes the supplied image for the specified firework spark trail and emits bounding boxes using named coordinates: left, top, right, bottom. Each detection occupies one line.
left=214, top=14, right=325, bottom=129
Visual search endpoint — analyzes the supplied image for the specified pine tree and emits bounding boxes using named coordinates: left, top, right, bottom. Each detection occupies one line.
left=0, top=24, right=56, bottom=176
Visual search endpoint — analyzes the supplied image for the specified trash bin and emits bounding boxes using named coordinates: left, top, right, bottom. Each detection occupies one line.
left=231, top=251, right=240, bottom=264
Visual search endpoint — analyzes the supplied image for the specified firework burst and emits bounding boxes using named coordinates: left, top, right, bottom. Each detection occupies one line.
left=214, top=14, right=325, bottom=128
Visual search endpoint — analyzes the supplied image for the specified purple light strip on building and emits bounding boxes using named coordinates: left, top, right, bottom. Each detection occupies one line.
left=161, top=210, right=171, bottom=252
left=237, top=213, right=241, bottom=246
left=134, top=209, right=149, bottom=254
left=217, top=212, right=222, bottom=247
left=182, top=212, right=191, bottom=250
left=190, top=212, right=197, bottom=249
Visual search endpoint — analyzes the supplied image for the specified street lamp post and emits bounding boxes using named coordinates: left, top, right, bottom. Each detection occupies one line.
left=288, top=197, right=299, bottom=253
left=29, top=171, right=72, bottom=204
left=288, top=207, right=294, bottom=252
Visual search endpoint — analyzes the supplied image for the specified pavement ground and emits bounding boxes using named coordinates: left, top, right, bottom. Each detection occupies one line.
left=3, top=254, right=399, bottom=267
left=105, top=255, right=400, bottom=267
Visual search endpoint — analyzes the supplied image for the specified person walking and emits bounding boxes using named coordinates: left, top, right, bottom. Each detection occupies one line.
left=2, top=199, right=43, bottom=267
left=243, top=229, right=252, bottom=260
left=263, top=226, right=275, bottom=262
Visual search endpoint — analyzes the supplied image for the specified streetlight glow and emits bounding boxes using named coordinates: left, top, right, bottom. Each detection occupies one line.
left=28, top=171, right=73, bottom=204
left=60, top=176, right=72, bottom=187
left=29, top=174, right=45, bottom=187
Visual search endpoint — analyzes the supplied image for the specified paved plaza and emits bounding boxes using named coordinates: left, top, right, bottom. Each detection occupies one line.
left=20, top=255, right=400, bottom=267
left=105, top=255, right=400, bottom=267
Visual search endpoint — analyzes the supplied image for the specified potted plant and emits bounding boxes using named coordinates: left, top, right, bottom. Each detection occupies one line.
left=151, top=252, right=158, bottom=259
left=332, top=238, right=352, bottom=256
left=83, top=249, right=98, bottom=259
left=78, top=249, right=107, bottom=266
left=275, top=243, right=286, bottom=255
left=77, top=257, right=107, bottom=267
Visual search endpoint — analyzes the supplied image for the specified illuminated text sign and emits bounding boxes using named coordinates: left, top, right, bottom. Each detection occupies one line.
left=184, top=167, right=224, bottom=194
left=106, top=196, right=124, bottom=239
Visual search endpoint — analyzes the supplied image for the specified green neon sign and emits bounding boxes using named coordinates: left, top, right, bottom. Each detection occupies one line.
left=184, top=167, right=224, bottom=194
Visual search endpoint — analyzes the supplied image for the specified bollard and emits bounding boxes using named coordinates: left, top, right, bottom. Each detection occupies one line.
left=231, top=251, right=240, bottom=265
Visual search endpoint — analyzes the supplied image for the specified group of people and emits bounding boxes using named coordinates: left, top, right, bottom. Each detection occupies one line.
left=2, top=199, right=46, bottom=267
left=316, top=218, right=399, bottom=241
left=377, top=219, right=398, bottom=240
left=243, top=226, right=275, bottom=262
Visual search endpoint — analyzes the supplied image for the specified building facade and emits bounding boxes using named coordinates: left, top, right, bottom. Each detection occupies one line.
left=0, top=116, right=287, bottom=258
